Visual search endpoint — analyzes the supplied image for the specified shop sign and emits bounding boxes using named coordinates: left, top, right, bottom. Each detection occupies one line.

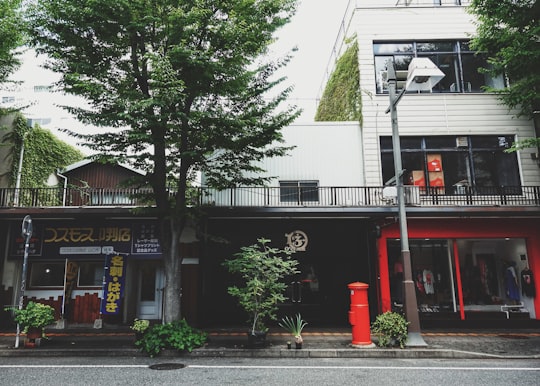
left=10, top=221, right=162, bottom=259
left=285, top=230, right=308, bottom=252
left=100, top=254, right=127, bottom=315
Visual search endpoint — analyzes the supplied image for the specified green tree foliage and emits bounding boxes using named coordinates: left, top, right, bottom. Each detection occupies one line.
left=27, top=0, right=300, bottom=322
left=315, top=38, right=361, bottom=123
left=469, top=0, right=540, bottom=121
left=0, top=0, right=24, bottom=83
left=12, top=120, right=83, bottom=188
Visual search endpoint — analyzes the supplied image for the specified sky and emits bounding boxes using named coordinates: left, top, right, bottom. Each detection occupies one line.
left=4, top=0, right=351, bottom=152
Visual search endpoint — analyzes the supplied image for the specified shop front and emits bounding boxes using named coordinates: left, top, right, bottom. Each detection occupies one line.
left=378, top=218, right=539, bottom=324
left=5, top=219, right=165, bottom=325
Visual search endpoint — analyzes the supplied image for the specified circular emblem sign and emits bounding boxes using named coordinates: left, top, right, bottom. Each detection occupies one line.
left=285, top=230, right=308, bottom=252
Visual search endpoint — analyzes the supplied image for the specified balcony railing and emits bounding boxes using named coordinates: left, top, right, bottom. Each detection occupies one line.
left=1, top=186, right=539, bottom=209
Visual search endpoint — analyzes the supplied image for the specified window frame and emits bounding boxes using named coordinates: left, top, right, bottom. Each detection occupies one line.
left=380, top=135, right=521, bottom=194
left=373, top=40, right=505, bottom=95
left=28, top=261, right=66, bottom=289
left=279, top=180, right=320, bottom=203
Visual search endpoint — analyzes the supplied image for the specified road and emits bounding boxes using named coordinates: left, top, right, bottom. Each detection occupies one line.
left=1, top=357, right=539, bottom=385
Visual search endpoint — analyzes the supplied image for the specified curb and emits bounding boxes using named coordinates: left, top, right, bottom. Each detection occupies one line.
left=1, top=347, right=539, bottom=360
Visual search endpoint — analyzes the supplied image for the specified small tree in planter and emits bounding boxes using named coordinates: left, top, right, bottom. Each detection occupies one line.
left=5, top=301, right=56, bottom=341
left=223, top=238, right=299, bottom=347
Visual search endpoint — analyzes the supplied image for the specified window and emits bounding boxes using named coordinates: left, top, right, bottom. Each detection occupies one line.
left=78, top=262, right=104, bottom=287
left=90, top=191, right=132, bottom=205
left=33, top=85, right=52, bottom=92
left=374, top=40, right=504, bottom=94
left=280, top=181, right=319, bottom=203
left=380, top=135, right=521, bottom=194
left=29, top=262, right=65, bottom=287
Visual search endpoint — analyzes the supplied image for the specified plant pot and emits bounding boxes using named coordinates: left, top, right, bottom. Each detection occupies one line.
left=25, top=327, right=43, bottom=348
left=247, top=331, right=267, bottom=348
left=26, top=327, right=42, bottom=341
left=295, top=342, right=302, bottom=349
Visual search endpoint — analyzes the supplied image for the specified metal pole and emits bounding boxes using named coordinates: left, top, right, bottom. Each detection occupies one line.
left=15, top=215, right=33, bottom=348
left=387, top=61, right=426, bottom=347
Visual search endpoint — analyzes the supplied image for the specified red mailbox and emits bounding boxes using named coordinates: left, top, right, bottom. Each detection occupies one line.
left=348, top=282, right=372, bottom=346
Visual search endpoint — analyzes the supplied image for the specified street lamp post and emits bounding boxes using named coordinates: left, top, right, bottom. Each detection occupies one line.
left=386, top=58, right=444, bottom=347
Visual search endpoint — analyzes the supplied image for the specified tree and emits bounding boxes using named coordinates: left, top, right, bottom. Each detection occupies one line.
left=27, top=0, right=300, bottom=322
left=0, top=0, right=24, bottom=84
left=469, top=0, right=540, bottom=147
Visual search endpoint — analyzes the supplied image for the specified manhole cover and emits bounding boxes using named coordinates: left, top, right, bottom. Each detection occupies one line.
left=149, top=363, right=186, bottom=370
left=498, top=334, right=529, bottom=340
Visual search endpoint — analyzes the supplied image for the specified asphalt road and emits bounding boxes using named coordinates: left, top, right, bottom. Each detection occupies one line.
left=1, top=357, right=539, bottom=385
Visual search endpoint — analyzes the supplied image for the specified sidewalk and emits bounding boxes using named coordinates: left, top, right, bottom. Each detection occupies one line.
left=1, top=326, right=540, bottom=359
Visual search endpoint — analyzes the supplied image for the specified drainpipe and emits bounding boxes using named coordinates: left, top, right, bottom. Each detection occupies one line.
left=57, top=169, right=68, bottom=206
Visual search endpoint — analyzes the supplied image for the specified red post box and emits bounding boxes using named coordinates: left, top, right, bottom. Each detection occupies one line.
left=348, top=282, right=372, bottom=346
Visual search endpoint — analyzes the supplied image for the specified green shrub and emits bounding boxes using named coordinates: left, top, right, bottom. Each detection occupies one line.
left=4, top=301, right=56, bottom=334
left=135, top=319, right=207, bottom=357
left=371, top=311, right=409, bottom=348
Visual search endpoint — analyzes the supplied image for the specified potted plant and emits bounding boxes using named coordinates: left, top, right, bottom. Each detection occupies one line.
left=279, top=313, right=307, bottom=349
left=5, top=301, right=56, bottom=344
left=370, top=311, right=409, bottom=348
left=223, top=238, right=299, bottom=348
left=130, top=318, right=150, bottom=340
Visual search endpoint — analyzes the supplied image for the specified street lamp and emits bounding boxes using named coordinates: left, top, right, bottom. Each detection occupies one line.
left=386, top=57, right=444, bottom=347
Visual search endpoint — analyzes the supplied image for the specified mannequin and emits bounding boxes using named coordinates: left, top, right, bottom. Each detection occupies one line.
left=504, top=262, right=520, bottom=304
left=520, top=266, right=536, bottom=298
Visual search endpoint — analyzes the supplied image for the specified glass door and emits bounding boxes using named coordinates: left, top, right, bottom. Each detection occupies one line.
left=137, top=262, right=163, bottom=320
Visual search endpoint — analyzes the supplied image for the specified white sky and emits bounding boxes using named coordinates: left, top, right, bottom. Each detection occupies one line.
left=4, top=0, right=351, bottom=152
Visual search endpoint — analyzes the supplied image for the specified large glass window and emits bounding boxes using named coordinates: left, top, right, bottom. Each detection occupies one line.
left=388, top=239, right=456, bottom=313
left=78, top=262, right=104, bottom=287
left=374, top=40, right=505, bottom=94
left=29, top=262, right=65, bottom=288
left=380, top=135, right=521, bottom=194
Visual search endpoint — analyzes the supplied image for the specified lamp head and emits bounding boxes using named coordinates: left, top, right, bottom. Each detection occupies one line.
left=405, top=58, right=445, bottom=91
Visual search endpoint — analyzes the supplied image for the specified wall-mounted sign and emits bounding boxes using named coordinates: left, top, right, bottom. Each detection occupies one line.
left=285, top=230, right=308, bottom=252
left=10, top=221, right=162, bottom=259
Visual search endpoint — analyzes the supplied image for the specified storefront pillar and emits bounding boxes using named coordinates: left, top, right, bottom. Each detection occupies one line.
left=377, top=238, right=391, bottom=313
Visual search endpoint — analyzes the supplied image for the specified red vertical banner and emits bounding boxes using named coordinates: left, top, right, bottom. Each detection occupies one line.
left=100, top=254, right=127, bottom=315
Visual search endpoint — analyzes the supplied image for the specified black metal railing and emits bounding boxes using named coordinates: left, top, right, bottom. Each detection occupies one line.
left=1, top=185, right=539, bottom=209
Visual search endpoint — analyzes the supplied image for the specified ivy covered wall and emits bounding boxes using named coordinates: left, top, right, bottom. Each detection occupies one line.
left=0, top=110, right=83, bottom=188
left=315, top=39, right=362, bottom=124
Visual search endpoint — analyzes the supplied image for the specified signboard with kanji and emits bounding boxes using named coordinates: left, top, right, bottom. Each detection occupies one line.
left=10, top=221, right=162, bottom=259
left=100, top=254, right=127, bottom=315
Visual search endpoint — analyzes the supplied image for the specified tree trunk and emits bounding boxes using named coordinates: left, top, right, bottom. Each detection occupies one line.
left=160, top=216, right=185, bottom=323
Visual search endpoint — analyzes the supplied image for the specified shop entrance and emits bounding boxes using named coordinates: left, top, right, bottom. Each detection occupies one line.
left=136, top=262, right=164, bottom=320
left=387, top=238, right=535, bottom=319
left=283, top=257, right=322, bottom=321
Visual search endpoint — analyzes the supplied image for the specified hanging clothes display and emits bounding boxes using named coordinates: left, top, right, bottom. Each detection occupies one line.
left=520, top=268, right=536, bottom=298
left=504, top=263, right=520, bottom=302
left=423, top=269, right=435, bottom=295
left=415, top=270, right=425, bottom=294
